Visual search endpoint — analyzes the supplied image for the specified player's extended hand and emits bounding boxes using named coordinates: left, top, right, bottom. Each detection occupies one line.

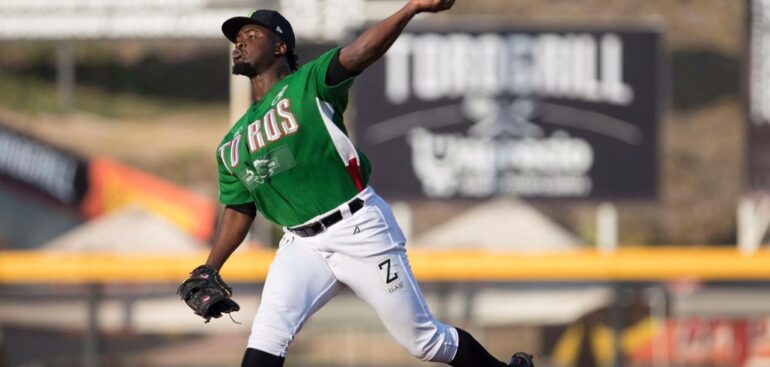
left=409, top=0, right=455, bottom=13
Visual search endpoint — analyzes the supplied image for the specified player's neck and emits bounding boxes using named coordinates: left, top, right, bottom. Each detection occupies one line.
left=251, top=62, right=292, bottom=102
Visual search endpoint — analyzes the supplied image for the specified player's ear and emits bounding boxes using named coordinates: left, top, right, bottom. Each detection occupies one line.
left=274, top=42, right=287, bottom=57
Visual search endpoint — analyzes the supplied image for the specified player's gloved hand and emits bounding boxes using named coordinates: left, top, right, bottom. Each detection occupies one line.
left=177, top=265, right=241, bottom=323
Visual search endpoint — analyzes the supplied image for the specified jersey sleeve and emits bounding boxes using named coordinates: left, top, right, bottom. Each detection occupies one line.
left=217, top=154, right=253, bottom=206
left=306, top=47, right=356, bottom=113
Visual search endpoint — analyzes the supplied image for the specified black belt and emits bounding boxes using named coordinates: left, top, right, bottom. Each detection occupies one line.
left=288, top=197, right=365, bottom=237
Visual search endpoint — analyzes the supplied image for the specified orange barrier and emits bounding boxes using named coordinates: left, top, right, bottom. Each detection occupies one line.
left=1, top=247, right=770, bottom=284
left=80, top=156, right=217, bottom=241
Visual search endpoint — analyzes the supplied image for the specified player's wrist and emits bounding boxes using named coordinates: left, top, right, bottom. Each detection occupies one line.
left=403, top=2, right=421, bottom=17
left=203, top=262, right=222, bottom=271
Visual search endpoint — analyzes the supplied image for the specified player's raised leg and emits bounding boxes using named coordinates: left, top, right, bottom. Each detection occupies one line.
left=332, top=248, right=525, bottom=366
left=243, top=233, right=344, bottom=366
left=323, top=193, right=533, bottom=366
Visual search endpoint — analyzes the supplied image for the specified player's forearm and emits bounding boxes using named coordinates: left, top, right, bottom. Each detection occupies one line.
left=205, top=207, right=254, bottom=270
left=339, top=3, right=419, bottom=72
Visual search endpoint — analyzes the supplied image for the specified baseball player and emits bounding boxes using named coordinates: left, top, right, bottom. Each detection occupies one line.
left=177, top=1, right=535, bottom=366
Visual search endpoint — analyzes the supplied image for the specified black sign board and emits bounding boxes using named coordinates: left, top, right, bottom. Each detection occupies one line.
left=354, top=27, right=663, bottom=200
left=0, top=123, right=88, bottom=206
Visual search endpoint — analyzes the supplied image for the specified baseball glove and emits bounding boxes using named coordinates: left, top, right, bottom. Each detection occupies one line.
left=177, top=265, right=240, bottom=323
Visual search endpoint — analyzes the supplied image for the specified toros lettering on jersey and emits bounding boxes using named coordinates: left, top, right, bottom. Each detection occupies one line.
left=229, top=134, right=242, bottom=169
left=247, top=120, right=266, bottom=151
left=220, top=98, right=300, bottom=169
left=247, top=98, right=299, bottom=152
left=218, top=143, right=233, bottom=174
left=264, top=110, right=281, bottom=142
left=276, top=99, right=299, bottom=134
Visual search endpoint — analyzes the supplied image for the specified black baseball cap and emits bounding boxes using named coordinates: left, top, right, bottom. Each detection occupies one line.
left=222, top=10, right=295, bottom=51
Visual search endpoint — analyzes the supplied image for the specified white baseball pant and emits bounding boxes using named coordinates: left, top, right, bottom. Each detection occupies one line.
left=247, top=186, right=459, bottom=362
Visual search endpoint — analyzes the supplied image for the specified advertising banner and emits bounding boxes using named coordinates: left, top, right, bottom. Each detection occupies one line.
left=0, top=124, right=88, bottom=205
left=354, top=27, right=663, bottom=200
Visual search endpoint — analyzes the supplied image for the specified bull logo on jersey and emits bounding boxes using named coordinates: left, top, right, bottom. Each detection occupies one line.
left=241, top=169, right=258, bottom=186
left=253, top=158, right=279, bottom=182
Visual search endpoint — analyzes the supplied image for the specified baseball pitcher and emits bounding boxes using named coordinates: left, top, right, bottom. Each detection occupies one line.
left=177, top=1, right=535, bottom=366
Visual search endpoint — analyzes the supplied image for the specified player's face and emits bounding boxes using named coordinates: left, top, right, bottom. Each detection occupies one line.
left=232, top=24, right=278, bottom=76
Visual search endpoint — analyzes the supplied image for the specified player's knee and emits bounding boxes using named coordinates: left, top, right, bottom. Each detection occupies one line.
left=405, top=323, right=459, bottom=362
left=406, top=336, right=448, bottom=362
left=247, top=320, right=294, bottom=357
left=406, top=343, right=434, bottom=361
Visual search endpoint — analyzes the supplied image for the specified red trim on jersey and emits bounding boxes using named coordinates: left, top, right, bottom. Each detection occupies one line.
left=345, top=158, right=364, bottom=192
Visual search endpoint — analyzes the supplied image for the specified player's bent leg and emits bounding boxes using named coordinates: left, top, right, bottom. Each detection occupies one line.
left=245, top=233, right=343, bottom=361
left=242, top=348, right=284, bottom=367
left=323, top=192, right=457, bottom=362
left=324, top=190, right=533, bottom=365
left=392, top=313, right=458, bottom=362
left=331, top=248, right=459, bottom=363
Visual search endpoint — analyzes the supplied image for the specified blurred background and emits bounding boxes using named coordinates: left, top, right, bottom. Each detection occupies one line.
left=1, top=0, right=770, bottom=366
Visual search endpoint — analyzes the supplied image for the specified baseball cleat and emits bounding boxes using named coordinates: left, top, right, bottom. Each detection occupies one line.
left=508, top=352, right=534, bottom=367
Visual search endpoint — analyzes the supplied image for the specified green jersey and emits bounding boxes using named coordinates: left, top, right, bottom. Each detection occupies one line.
left=216, top=48, right=372, bottom=227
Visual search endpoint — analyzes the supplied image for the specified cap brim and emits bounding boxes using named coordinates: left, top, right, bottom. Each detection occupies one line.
left=222, top=16, right=268, bottom=43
